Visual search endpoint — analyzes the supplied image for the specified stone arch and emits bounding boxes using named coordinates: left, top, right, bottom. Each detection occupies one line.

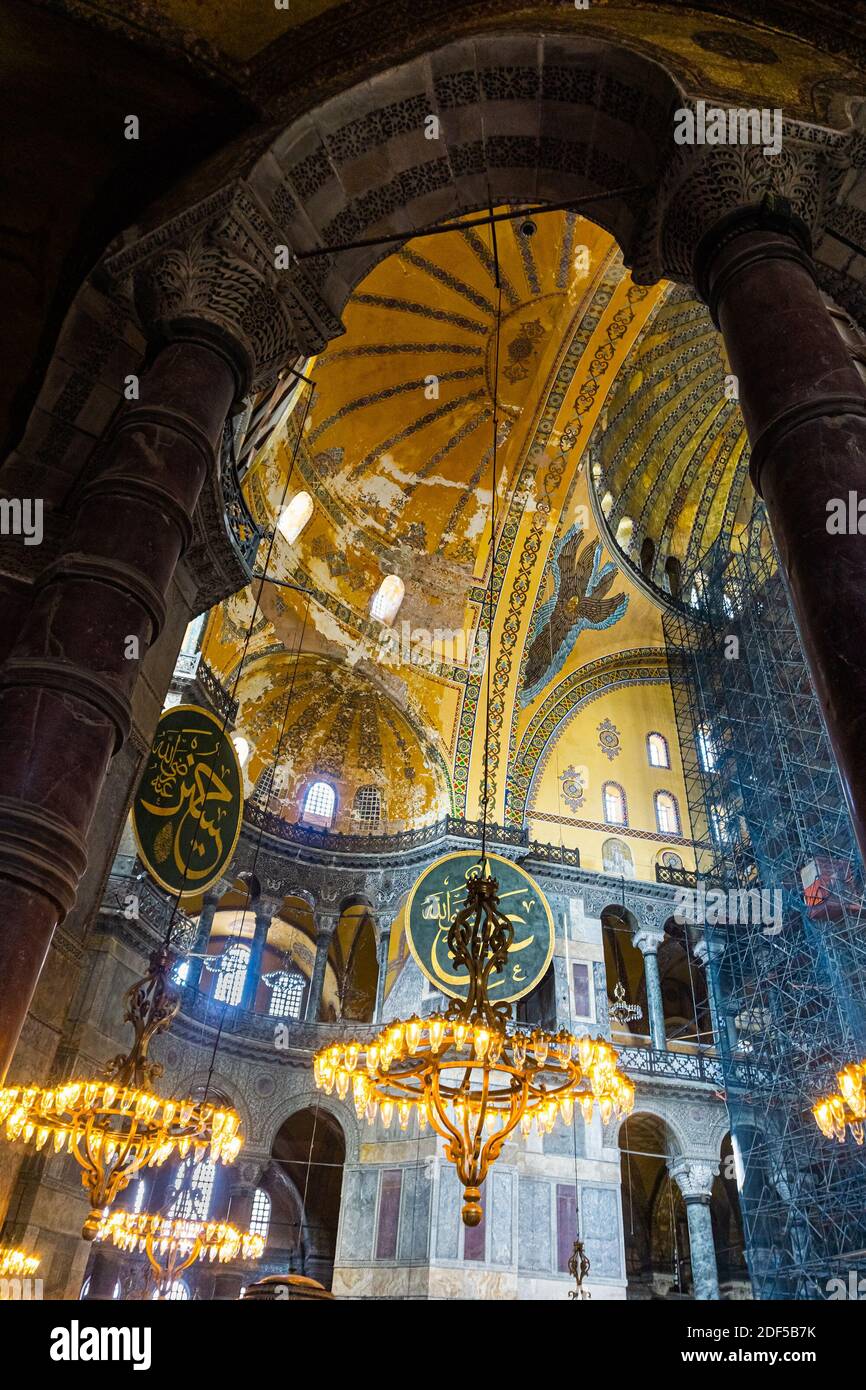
left=259, top=1087, right=360, bottom=1164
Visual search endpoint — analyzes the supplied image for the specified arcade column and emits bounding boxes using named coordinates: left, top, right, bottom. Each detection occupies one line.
left=0, top=330, right=244, bottom=1080
left=632, top=926, right=667, bottom=1051
left=669, top=1159, right=721, bottom=1301
left=373, top=928, right=391, bottom=1023
left=694, top=194, right=866, bottom=864
left=305, top=913, right=338, bottom=1023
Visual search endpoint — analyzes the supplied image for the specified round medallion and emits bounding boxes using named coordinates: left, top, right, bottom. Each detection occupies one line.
left=405, top=851, right=555, bottom=1003
left=132, top=704, right=243, bottom=897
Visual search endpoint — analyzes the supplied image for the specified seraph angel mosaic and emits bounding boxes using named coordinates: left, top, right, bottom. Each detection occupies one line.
left=521, top=525, right=628, bottom=705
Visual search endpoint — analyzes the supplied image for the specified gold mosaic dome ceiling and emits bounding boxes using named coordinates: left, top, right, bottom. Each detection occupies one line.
left=589, top=283, right=758, bottom=596
left=207, top=207, right=769, bottom=829
left=221, top=650, right=452, bottom=832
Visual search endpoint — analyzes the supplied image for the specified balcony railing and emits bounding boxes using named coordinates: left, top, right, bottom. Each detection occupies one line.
left=618, top=1045, right=725, bottom=1086
left=175, top=986, right=380, bottom=1049
left=242, top=805, right=580, bottom=865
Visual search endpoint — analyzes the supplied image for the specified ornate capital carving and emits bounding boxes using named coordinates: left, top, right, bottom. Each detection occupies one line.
left=668, top=1157, right=719, bottom=1201
left=631, top=120, right=832, bottom=287
left=105, top=183, right=344, bottom=395
left=632, top=926, right=665, bottom=956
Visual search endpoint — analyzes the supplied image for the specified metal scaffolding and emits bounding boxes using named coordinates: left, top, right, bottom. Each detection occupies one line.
left=664, top=527, right=866, bottom=1299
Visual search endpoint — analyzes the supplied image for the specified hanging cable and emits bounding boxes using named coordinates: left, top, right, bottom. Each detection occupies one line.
left=480, top=210, right=502, bottom=869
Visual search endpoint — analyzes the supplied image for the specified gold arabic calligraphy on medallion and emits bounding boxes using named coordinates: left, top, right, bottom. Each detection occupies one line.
left=132, top=704, right=243, bottom=897
left=405, top=852, right=555, bottom=1004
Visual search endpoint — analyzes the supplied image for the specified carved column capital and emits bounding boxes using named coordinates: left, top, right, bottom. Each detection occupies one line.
left=632, top=925, right=665, bottom=956
left=631, top=126, right=829, bottom=287
left=668, top=1157, right=719, bottom=1203
left=693, top=936, right=725, bottom=969
left=105, top=183, right=344, bottom=396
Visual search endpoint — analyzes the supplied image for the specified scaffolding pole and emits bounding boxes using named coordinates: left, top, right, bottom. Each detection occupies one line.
left=663, top=528, right=866, bottom=1299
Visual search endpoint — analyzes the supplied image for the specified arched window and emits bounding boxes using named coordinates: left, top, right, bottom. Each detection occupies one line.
left=710, top=803, right=730, bottom=845
left=600, top=491, right=614, bottom=518
left=647, top=733, right=670, bottom=769
left=253, top=766, right=276, bottom=804
left=602, top=782, right=627, bottom=826
left=82, top=1276, right=121, bottom=1299
left=370, top=574, right=404, bottom=624
left=658, top=849, right=684, bottom=871
left=602, top=838, right=634, bottom=877
left=689, top=572, right=706, bottom=610
left=697, top=722, right=718, bottom=772
left=181, top=613, right=206, bottom=655
left=353, top=784, right=381, bottom=827
left=231, top=733, right=251, bottom=767
left=654, top=791, right=680, bottom=835
left=250, top=1189, right=271, bottom=1243
left=615, top=515, right=633, bottom=552
left=303, top=780, right=336, bottom=827
left=213, top=943, right=250, bottom=1007
left=640, top=537, right=655, bottom=577
left=277, top=491, right=313, bottom=545
left=264, top=970, right=306, bottom=1020
left=664, top=556, right=682, bottom=598
left=153, top=1280, right=190, bottom=1301
left=172, top=958, right=190, bottom=987
left=170, top=1160, right=216, bottom=1221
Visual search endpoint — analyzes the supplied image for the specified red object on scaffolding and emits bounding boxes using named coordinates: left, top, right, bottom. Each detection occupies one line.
left=800, top=857, right=856, bottom=921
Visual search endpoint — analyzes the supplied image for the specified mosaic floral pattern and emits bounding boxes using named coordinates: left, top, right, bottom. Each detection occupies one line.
left=597, top=718, right=622, bottom=762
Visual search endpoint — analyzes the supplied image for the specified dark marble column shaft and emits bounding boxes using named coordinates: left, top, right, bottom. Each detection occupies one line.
left=186, top=893, right=221, bottom=994
left=240, top=907, right=271, bottom=1014
left=696, top=198, right=866, bottom=863
left=0, top=338, right=238, bottom=1080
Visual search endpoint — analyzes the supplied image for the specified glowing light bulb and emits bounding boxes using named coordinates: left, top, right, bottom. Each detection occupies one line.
left=430, top=1018, right=445, bottom=1053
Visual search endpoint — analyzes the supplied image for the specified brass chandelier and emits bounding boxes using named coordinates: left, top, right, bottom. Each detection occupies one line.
left=0, top=1245, right=40, bottom=1280
left=314, top=872, right=634, bottom=1225
left=0, top=946, right=242, bottom=1237
left=95, top=1209, right=264, bottom=1298
left=813, top=1057, right=866, bottom=1144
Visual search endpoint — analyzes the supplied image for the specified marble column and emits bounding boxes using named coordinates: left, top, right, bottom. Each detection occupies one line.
left=632, top=926, right=667, bottom=1051
left=240, top=900, right=276, bottom=1014
left=694, top=194, right=866, bottom=864
left=305, top=914, right=337, bottom=1023
left=0, top=332, right=242, bottom=1080
left=693, top=937, right=727, bottom=1050
left=185, top=890, right=223, bottom=993
left=373, top=928, right=391, bottom=1023
left=669, top=1159, right=721, bottom=1301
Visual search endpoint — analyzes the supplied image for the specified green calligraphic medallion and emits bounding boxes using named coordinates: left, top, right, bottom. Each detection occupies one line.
left=132, top=704, right=243, bottom=897
left=405, top=852, right=554, bottom=1003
